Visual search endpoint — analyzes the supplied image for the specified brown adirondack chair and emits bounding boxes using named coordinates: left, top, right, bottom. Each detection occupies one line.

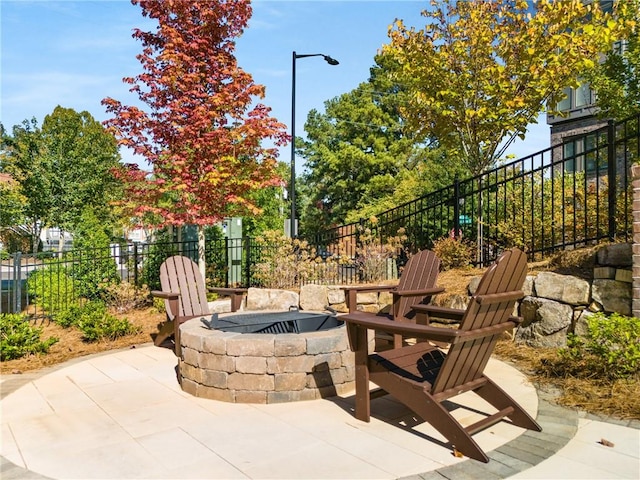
left=342, top=248, right=541, bottom=463
left=342, top=249, right=443, bottom=348
left=151, top=256, right=211, bottom=356
left=152, top=256, right=248, bottom=354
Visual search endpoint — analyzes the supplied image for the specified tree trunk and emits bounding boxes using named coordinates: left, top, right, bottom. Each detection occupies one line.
left=198, top=225, right=206, bottom=279
left=31, top=220, right=40, bottom=254
left=58, top=229, right=65, bottom=259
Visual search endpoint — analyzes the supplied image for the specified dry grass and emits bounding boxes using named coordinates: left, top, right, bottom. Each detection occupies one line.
left=495, top=337, right=640, bottom=420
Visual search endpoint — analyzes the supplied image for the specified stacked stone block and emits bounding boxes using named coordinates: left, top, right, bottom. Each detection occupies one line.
left=178, top=318, right=355, bottom=403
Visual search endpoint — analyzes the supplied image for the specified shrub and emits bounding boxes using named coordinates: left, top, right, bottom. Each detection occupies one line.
left=252, top=230, right=333, bottom=289
left=70, top=249, right=120, bottom=301
left=56, top=301, right=140, bottom=342
left=0, top=313, right=58, bottom=360
left=561, top=312, right=640, bottom=379
left=70, top=209, right=120, bottom=300
left=101, top=281, right=150, bottom=313
left=27, top=263, right=78, bottom=313
left=432, top=236, right=475, bottom=270
left=54, top=303, right=85, bottom=328
left=355, top=224, right=406, bottom=283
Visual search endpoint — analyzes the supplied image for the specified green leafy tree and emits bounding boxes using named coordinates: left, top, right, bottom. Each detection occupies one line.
left=41, top=106, right=123, bottom=246
left=1, top=108, right=122, bottom=253
left=586, top=0, right=640, bottom=119
left=71, top=208, right=119, bottom=300
left=383, top=0, right=626, bottom=176
left=347, top=146, right=464, bottom=223
left=0, top=182, right=24, bottom=228
left=1, top=119, right=52, bottom=253
left=243, top=162, right=288, bottom=238
left=299, top=54, right=462, bottom=234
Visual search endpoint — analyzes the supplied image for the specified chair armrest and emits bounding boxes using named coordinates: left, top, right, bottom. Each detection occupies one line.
left=342, top=311, right=519, bottom=345
left=208, top=288, right=247, bottom=312
left=342, top=311, right=459, bottom=343
left=412, top=304, right=465, bottom=320
left=151, top=290, right=181, bottom=300
left=342, top=284, right=397, bottom=293
left=393, top=286, right=445, bottom=298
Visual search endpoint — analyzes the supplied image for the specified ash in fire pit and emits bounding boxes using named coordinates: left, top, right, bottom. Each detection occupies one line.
left=201, top=309, right=342, bottom=334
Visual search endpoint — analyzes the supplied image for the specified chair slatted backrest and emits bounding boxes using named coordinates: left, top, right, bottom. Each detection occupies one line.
left=395, top=249, right=440, bottom=320
left=431, top=249, right=527, bottom=395
left=159, top=256, right=210, bottom=321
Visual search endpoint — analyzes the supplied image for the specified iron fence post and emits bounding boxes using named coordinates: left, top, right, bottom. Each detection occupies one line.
left=224, top=237, right=230, bottom=287
left=244, top=237, right=251, bottom=288
left=12, top=251, right=21, bottom=314
left=133, top=242, right=139, bottom=286
left=607, top=120, right=617, bottom=241
left=453, top=175, right=460, bottom=239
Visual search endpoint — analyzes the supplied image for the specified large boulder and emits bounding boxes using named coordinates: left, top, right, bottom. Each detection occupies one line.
left=246, top=288, right=299, bottom=311
left=534, top=272, right=590, bottom=306
left=597, top=243, right=632, bottom=267
left=516, top=296, right=573, bottom=347
left=299, top=284, right=328, bottom=311
left=327, top=286, right=346, bottom=305
left=572, top=309, right=595, bottom=337
left=591, top=279, right=632, bottom=315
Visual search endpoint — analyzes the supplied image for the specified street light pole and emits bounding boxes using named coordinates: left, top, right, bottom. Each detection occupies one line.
left=289, top=51, right=339, bottom=237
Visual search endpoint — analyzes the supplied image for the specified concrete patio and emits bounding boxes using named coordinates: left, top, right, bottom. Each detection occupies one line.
left=1, top=344, right=638, bottom=479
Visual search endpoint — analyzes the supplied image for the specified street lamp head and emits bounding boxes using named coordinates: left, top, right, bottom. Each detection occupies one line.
left=323, top=55, right=339, bottom=66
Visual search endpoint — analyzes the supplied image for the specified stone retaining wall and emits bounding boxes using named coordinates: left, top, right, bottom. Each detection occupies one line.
left=294, top=244, right=633, bottom=349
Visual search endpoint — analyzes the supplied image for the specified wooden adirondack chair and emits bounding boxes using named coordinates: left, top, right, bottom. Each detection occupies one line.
left=342, top=249, right=443, bottom=348
left=151, top=256, right=211, bottom=356
left=342, top=248, right=541, bottom=463
left=151, top=255, right=248, bottom=354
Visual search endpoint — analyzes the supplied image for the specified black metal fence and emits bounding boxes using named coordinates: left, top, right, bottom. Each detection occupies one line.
left=309, top=114, right=639, bottom=266
left=1, top=114, right=638, bottom=318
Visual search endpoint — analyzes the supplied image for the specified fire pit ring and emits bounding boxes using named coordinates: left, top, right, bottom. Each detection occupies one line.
left=178, top=310, right=355, bottom=403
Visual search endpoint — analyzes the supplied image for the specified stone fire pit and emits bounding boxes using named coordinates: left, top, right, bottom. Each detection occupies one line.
left=178, top=311, right=355, bottom=403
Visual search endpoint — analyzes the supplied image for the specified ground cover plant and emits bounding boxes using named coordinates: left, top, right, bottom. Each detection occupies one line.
left=55, top=301, right=140, bottom=342
left=0, top=313, right=59, bottom=361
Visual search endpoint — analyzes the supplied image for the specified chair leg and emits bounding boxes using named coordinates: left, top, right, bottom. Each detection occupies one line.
left=475, top=377, right=542, bottom=432
left=154, top=319, right=175, bottom=347
left=353, top=327, right=371, bottom=422
left=373, top=373, right=490, bottom=462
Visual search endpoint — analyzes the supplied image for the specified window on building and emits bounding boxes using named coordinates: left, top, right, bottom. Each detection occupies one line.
left=554, top=78, right=596, bottom=113
left=563, top=132, right=607, bottom=174
left=557, top=87, right=572, bottom=112
left=574, top=82, right=593, bottom=107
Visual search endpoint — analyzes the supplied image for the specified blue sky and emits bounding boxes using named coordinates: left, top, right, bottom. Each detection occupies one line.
left=1, top=0, right=549, bottom=173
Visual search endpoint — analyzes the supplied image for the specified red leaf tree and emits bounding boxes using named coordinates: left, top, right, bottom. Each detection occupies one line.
left=103, top=0, right=288, bottom=261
